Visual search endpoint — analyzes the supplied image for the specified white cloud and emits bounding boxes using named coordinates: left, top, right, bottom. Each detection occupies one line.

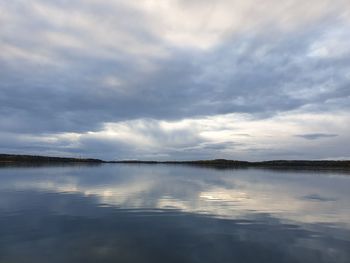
left=8, top=110, right=347, bottom=160
left=128, top=0, right=349, bottom=49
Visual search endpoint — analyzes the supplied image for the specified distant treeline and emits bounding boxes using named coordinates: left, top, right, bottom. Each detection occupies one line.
left=0, top=154, right=104, bottom=164
left=1, top=154, right=350, bottom=169
left=112, top=159, right=350, bottom=169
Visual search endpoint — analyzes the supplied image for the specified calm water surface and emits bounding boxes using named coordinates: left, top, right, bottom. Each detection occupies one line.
left=0, top=164, right=349, bottom=263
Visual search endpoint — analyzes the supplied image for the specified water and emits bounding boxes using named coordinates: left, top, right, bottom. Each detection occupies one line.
left=0, top=164, right=349, bottom=263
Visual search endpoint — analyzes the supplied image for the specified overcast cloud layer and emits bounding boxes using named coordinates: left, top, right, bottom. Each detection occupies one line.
left=1, top=0, right=350, bottom=160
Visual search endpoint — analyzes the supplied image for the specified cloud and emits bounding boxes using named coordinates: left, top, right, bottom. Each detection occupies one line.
left=2, top=24, right=349, bottom=134
left=0, top=0, right=350, bottom=159
left=1, top=111, right=349, bottom=161
left=296, top=133, right=338, bottom=140
left=301, top=194, right=337, bottom=202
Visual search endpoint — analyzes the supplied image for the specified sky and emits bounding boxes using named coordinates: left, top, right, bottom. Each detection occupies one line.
left=1, top=0, right=350, bottom=161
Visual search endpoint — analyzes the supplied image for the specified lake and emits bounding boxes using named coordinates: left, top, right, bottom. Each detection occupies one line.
left=0, top=164, right=349, bottom=263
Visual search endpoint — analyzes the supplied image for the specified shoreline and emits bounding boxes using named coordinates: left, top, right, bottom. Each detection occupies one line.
left=1, top=154, right=350, bottom=169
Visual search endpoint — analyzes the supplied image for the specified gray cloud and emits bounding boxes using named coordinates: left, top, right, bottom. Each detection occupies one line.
left=2, top=27, right=349, bottom=134
left=301, top=194, right=337, bottom=202
left=296, top=133, right=338, bottom=140
left=1, top=0, right=350, bottom=159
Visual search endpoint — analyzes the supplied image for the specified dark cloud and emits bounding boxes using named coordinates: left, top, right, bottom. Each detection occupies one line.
left=301, top=194, right=337, bottom=202
left=296, top=133, right=338, bottom=140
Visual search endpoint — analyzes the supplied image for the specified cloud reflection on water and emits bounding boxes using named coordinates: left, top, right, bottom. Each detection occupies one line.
left=0, top=165, right=350, bottom=262
left=0, top=164, right=349, bottom=224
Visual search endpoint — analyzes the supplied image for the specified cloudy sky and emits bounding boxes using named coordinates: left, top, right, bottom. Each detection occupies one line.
left=1, top=0, right=350, bottom=160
